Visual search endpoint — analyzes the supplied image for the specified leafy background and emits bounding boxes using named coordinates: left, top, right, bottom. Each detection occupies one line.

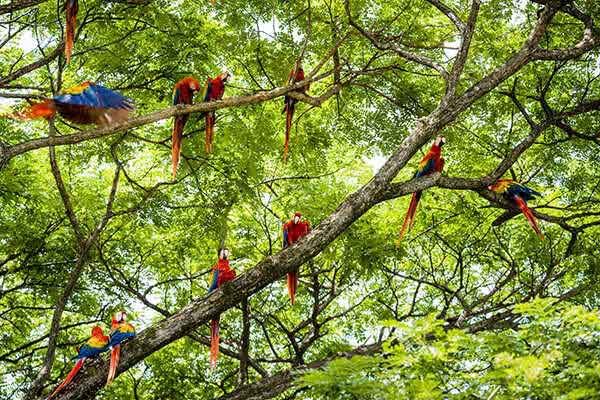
left=1, top=0, right=600, bottom=399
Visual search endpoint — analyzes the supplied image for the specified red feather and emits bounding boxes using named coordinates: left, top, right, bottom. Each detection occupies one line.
left=16, top=100, right=56, bottom=120
left=210, top=318, right=220, bottom=369
left=399, top=191, right=422, bottom=240
left=172, top=116, right=187, bottom=178
left=46, top=358, right=84, bottom=399
left=287, top=269, right=298, bottom=305
left=513, top=195, right=544, bottom=240
left=106, top=345, right=120, bottom=385
left=65, top=0, right=78, bottom=64
left=283, top=101, right=294, bottom=162
left=205, top=113, right=215, bottom=154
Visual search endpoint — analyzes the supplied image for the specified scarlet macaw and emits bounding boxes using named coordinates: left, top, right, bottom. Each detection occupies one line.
left=282, top=62, right=308, bottom=162
left=171, top=77, right=201, bottom=178
left=65, top=0, right=78, bottom=64
left=208, top=247, right=236, bottom=368
left=14, top=81, right=134, bottom=126
left=487, top=179, right=544, bottom=240
left=399, top=136, right=446, bottom=240
left=203, top=71, right=231, bottom=153
left=46, top=326, right=109, bottom=399
left=282, top=212, right=310, bottom=305
left=106, top=311, right=136, bottom=385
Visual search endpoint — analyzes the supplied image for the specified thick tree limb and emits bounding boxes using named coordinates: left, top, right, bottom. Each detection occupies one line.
left=0, top=0, right=47, bottom=15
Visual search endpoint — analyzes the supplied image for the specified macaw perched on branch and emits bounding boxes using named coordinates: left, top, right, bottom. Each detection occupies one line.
left=106, top=311, right=136, bottom=385
left=487, top=179, right=545, bottom=240
left=14, top=82, right=134, bottom=126
left=203, top=70, right=231, bottom=153
left=208, top=247, right=236, bottom=368
left=171, top=77, right=201, bottom=178
left=282, top=61, right=308, bottom=162
left=399, top=136, right=446, bottom=240
left=46, top=326, right=109, bottom=399
left=282, top=212, right=310, bottom=305
left=65, top=0, right=78, bottom=64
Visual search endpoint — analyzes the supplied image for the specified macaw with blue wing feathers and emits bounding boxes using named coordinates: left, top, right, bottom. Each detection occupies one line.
left=488, top=179, right=545, bottom=240
left=106, top=311, right=136, bottom=385
left=399, top=136, right=446, bottom=240
left=208, top=247, right=236, bottom=368
left=171, top=77, right=201, bottom=178
left=203, top=71, right=231, bottom=153
left=14, top=82, right=134, bottom=126
left=46, top=326, right=109, bottom=399
left=65, top=0, right=78, bottom=64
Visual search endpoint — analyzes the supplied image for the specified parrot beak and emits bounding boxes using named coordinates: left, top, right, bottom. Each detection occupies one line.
left=294, top=216, right=300, bottom=224
left=436, top=136, right=446, bottom=147
left=220, top=248, right=229, bottom=260
left=116, top=311, right=126, bottom=323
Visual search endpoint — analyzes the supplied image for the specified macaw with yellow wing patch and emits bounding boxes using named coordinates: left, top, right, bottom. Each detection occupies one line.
left=46, top=326, right=109, bottom=399
left=171, top=77, right=201, bottom=178
left=399, top=136, right=446, bottom=240
left=106, top=311, right=136, bottom=385
left=14, top=82, right=133, bottom=126
left=488, top=179, right=544, bottom=240
left=203, top=70, right=231, bottom=153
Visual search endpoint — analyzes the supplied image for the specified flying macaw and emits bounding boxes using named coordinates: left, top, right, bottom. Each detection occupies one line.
left=106, top=311, right=136, bottom=385
left=282, top=61, right=308, bottom=162
left=487, top=179, right=545, bottom=240
left=208, top=247, right=236, bottom=369
left=171, top=77, right=201, bottom=178
left=65, top=0, right=78, bottom=64
left=14, top=81, right=134, bottom=126
left=282, top=212, right=310, bottom=305
left=398, top=136, right=446, bottom=240
left=203, top=71, right=231, bottom=153
left=46, top=326, right=109, bottom=399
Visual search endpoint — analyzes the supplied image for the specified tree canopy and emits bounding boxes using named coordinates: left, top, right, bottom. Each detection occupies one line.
left=1, top=0, right=600, bottom=399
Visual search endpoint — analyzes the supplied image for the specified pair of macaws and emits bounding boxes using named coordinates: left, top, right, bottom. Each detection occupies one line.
left=398, top=136, right=545, bottom=241
left=47, top=312, right=136, bottom=399
left=170, top=71, right=231, bottom=178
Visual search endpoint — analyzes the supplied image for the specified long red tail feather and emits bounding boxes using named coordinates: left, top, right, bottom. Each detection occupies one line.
left=284, top=101, right=295, bottom=162
left=65, top=1, right=78, bottom=64
left=106, top=345, right=121, bottom=385
left=46, top=358, right=84, bottom=399
left=514, top=196, right=544, bottom=240
left=287, top=269, right=298, bottom=305
left=171, top=117, right=185, bottom=178
left=205, top=113, right=214, bottom=154
left=210, top=318, right=220, bottom=369
left=399, top=192, right=421, bottom=240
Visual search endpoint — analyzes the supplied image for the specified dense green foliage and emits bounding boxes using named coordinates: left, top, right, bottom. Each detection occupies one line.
left=1, top=0, right=599, bottom=399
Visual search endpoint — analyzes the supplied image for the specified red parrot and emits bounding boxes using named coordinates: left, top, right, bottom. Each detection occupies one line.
left=208, top=247, right=236, bottom=368
left=203, top=71, right=231, bottom=153
left=46, top=326, right=109, bottom=399
left=65, top=0, right=78, bottom=64
left=399, top=136, right=446, bottom=240
left=106, top=311, right=136, bottom=385
left=282, top=212, right=310, bottom=305
left=171, top=77, right=201, bottom=178
left=487, top=179, right=545, bottom=240
left=282, top=62, right=308, bottom=162
left=14, top=81, right=134, bottom=126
